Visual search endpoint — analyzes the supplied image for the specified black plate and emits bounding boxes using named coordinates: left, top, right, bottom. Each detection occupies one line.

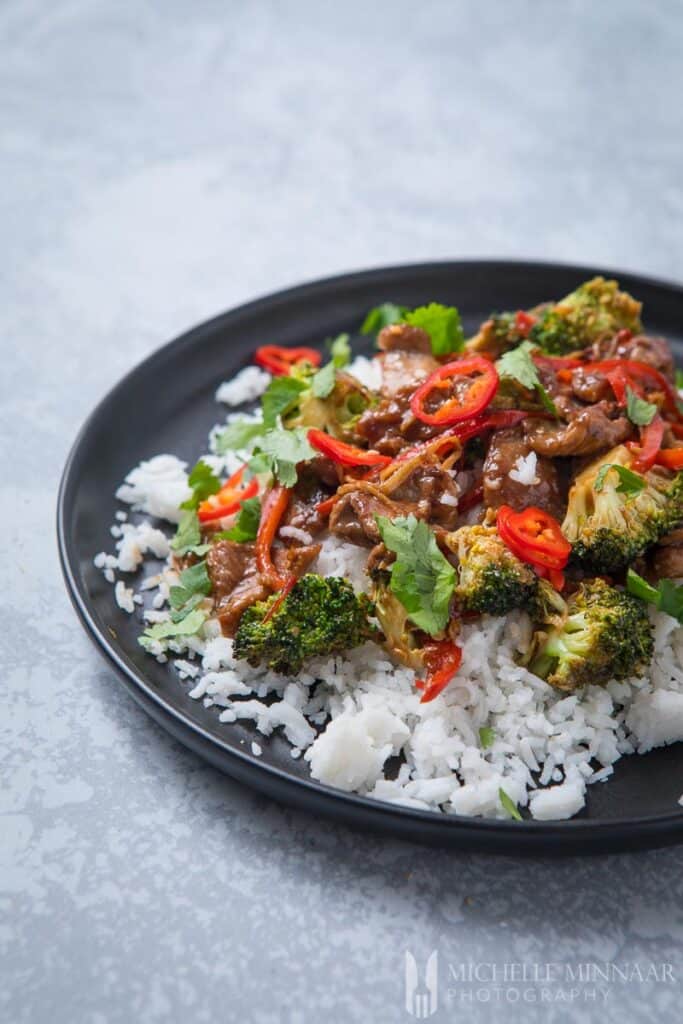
left=58, top=260, right=683, bottom=855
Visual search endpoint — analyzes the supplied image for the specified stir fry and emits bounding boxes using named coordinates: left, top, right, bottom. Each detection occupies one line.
left=152, top=277, right=683, bottom=705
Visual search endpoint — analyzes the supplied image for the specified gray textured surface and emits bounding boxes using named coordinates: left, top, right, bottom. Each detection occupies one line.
left=2, top=1, right=683, bottom=1021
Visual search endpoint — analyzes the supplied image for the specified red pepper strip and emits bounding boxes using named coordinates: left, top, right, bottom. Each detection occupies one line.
left=256, top=485, right=292, bottom=588
left=457, top=483, right=484, bottom=514
left=263, top=574, right=297, bottom=623
left=497, top=505, right=571, bottom=572
left=197, top=467, right=259, bottom=523
left=532, top=354, right=583, bottom=371
left=316, top=494, right=339, bottom=517
left=307, top=428, right=392, bottom=468
left=655, top=448, right=683, bottom=470
left=669, top=423, right=683, bottom=439
left=515, top=310, right=537, bottom=337
left=410, top=356, right=499, bottom=427
left=583, top=359, right=683, bottom=419
left=254, top=345, right=322, bottom=376
left=415, top=641, right=463, bottom=704
left=627, top=414, right=665, bottom=473
left=535, top=564, right=566, bottom=592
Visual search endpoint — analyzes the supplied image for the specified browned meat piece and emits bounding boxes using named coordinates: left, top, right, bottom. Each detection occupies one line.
left=524, top=401, right=633, bottom=457
left=282, top=463, right=338, bottom=535
left=589, top=333, right=675, bottom=380
left=482, top=427, right=563, bottom=517
left=356, top=390, right=440, bottom=455
left=378, top=350, right=438, bottom=396
left=206, top=541, right=256, bottom=604
left=652, top=528, right=683, bottom=578
left=570, top=367, right=612, bottom=404
left=377, top=322, right=432, bottom=354
left=207, top=539, right=320, bottom=636
left=273, top=544, right=321, bottom=577
left=381, top=460, right=461, bottom=530
left=329, top=487, right=417, bottom=545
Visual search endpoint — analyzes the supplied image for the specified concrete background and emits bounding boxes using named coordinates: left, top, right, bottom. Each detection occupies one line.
left=2, top=1, right=683, bottom=1021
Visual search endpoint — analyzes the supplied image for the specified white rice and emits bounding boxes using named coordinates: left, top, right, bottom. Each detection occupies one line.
left=509, top=451, right=539, bottom=486
left=93, top=358, right=683, bottom=821
left=216, top=365, right=271, bottom=405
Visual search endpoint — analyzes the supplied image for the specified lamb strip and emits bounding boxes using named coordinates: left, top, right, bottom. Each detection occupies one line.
left=482, top=427, right=563, bottom=518
left=377, top=322, right=433, bottom=355
left=207, top=539, right=321, bottom=635
left=652, top=528, right=683, bottom=579
left=523, top=401, right=633, bottom=458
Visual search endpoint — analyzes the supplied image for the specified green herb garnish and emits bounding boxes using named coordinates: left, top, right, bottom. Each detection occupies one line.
left=499, top=787, right=522, bottom=821
left=180, top=460, right=222, bottom=510
left=479, top=726, right=496, bottom=749
left=625, top=386, right=658, bottom=427
left=594, top=463, right=645, bottom=498
left=215, top=496, right=262, bottom=543
left=249, top=427, right=316, bottom=487
left=360, top=303, right=407, bottom=335
left=496, top=341, right=558, bottom=417
left=171, top=510, right=210, bottom=557
left=403, top=302, right=464, bottom=356
left=140, top=607, right=207, bottom=644
left=375, top=514, right=456, bottom=635
left=626, top=568, right=683, bottom=622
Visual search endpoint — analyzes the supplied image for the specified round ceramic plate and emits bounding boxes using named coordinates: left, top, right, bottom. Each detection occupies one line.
left=58, top=260, right=683, bottom=855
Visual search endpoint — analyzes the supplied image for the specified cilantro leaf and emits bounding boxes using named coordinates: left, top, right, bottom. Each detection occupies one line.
left=261, top=375, right=308, bottom=429
left=329, top=333, right=351, bottom=368
left=499, top=788, right=522, bottom=821
left=479, top=726, right=496, bottom=749
left=140, top=607, right=207, bottom=643
left=496, top=341, right=558, bottom=417
left=625, top=386, right=657, bottom=427
left=594, top=463, right=645, bottom=498
left=249, top=427, right=316, bottom=487
left=170, top=510, right=210, bottom=557
left=180, top=460, right=221, bottom=510
left=375, top=514, right=456, bottom=635
left=676, top=369, right=683, bottom=391
left=169, top=560, right=211, bottom=611
left=312, top=360, right=336, bottom=398
left=627, top=568, right=683, bottom=622
left=403, top=303, right=464, bottom=356
left=216, top=496, right=262, bottom=542
left=360, top=303, right=406, bottom=335
left=214, top=418, right=265, bottom=454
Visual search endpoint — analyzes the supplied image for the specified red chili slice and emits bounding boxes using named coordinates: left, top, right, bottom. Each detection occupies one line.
left=262, top=573, right=298, bottom=622
left=532, top=354, right=584, bottom=371
left=254, top=345, right=322, bottom=376
left=415, top=641, right=463, bottom=703
left=655, top=448, right=683, bottom=470
left=627, top=414, right=665, bottom=473
left=256, top=485, right=292, bottom=589
left=307, top=429, right=392, bottom=468
left=497, top=505, right=571, bottom=572
left=514, top=310, right=537, bottom=337
left=197, top=467, right=259, bottom=523
left=410, top=356, right=499, bottom=427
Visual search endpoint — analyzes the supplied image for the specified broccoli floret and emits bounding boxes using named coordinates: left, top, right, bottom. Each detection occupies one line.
left=234, top=574, right=376, bottom=674
left=447, top=523, right=538, bottom=615
left=528, top=578, right=653, bottom=691
left=562, top=445, right=683, bottom=573
left=529, top=276, right=642, bottom=355
left=466, top=312, right=532, bottom=358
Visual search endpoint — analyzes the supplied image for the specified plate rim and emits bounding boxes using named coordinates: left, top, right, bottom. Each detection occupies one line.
left=57, top=257, right=683, bottom=852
